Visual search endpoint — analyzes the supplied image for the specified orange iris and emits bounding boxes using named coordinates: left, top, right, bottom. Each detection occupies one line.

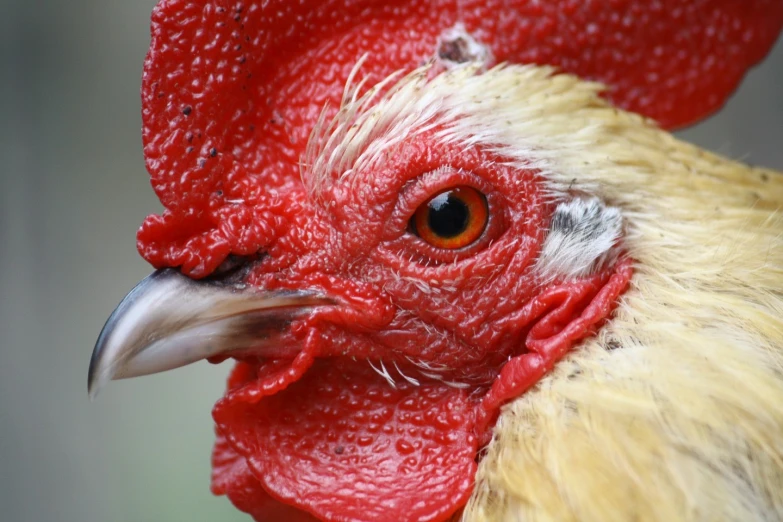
left=411, top=186, right=489, bottom=249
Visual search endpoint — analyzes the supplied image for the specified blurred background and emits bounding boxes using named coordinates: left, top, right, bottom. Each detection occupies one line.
left=0, top=2, right=781, bottom=521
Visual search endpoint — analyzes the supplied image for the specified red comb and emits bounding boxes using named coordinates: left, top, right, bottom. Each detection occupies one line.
left=138, top=0, right=782, bottom=275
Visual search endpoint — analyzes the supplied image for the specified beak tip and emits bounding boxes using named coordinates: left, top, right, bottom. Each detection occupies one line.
left=87, top=360, right=103, bottom=400
left=87, top=372, right=100, bottom=400
left=88, top=333, right=112, bottom=400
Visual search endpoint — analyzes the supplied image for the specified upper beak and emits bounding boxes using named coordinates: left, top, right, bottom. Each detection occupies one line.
left=88, top=268, right=329, bottom=399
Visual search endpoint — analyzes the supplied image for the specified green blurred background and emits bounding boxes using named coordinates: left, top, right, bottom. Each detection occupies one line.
left=0, top=2, right=781, bottom=521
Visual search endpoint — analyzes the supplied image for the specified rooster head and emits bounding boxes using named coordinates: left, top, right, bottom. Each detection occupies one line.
left=89, top=2, right=783, bottom=521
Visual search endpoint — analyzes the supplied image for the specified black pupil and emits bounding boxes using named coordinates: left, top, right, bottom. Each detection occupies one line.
left=427, top=192, right=470, bottom=238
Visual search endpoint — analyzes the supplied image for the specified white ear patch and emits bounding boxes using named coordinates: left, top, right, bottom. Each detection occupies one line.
left=536, top=198, right=623, bottom=281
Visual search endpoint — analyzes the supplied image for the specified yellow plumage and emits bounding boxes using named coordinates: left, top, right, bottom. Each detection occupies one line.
left=303, top=60, right=783, bottom=520
left=307, top=62, right=783, bottom=520
left=454, top=67, right=783, bottom=522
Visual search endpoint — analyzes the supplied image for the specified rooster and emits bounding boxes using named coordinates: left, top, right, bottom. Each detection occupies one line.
left=89, top=1, right=783, bottom=521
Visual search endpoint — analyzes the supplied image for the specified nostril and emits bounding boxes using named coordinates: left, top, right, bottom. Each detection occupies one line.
left=209, top=253, right=265, bottom=283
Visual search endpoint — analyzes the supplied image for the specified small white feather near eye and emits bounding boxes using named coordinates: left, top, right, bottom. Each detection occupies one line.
left=535, top=198, right=623, bottom=281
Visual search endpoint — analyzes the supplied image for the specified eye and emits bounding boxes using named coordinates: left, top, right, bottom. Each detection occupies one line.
left=409, top=186, right=489, bottom=249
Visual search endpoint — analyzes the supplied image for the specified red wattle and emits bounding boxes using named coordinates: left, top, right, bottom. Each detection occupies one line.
left=213, top=360, right=478, bottom=522
left=212, top=430, right=320, bottom=522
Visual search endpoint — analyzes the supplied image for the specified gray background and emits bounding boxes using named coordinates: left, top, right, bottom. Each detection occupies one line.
left=1, top=2, right=781, bottom=521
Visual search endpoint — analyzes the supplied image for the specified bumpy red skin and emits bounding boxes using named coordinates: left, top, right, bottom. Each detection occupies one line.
left=137, top=0, right=783, bottom=245
left=134, top=1, right=782, bottom=521
left=199, top=136, right=633, bottom=521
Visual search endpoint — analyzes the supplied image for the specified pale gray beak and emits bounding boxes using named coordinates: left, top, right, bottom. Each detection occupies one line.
left=88, top=268, right=329, bottom=399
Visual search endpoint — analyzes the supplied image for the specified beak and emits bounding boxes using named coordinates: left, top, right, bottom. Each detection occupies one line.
left=88, top=268, right=329, bottom=399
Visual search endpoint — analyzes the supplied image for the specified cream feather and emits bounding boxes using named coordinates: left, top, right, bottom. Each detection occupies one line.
left=305, top=63, right=783, bottom=522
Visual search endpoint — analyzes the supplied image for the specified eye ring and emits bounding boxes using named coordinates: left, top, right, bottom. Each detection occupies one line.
left=410, top=186, right=489, bottom=249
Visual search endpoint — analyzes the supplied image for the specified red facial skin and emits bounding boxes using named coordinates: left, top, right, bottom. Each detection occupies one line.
left=203, top=136, right=632, bottom=521
left=133, top=1, right=783, bottom=521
